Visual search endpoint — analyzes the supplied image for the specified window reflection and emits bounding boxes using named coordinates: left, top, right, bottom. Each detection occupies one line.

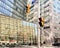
left=0, top=0, right=12, bottom=16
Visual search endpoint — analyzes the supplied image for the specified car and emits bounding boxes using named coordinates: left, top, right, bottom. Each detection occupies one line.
left=2, top=43, right=5, bottom=47
left=52, top=43, right=60, bottom=46
left=6, top=43, right=10, bottom=47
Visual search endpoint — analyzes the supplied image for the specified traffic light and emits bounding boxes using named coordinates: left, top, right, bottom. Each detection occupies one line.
left=38, top=17, right=44, bottom=27
left=26, top=4, right=30, bottom=13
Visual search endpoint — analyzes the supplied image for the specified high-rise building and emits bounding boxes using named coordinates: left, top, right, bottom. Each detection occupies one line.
left=26, top=0, right=38, bottom=23
left=0, top=14, right=36, bottom=44
left=0, top=0, right=37, bottom=45
left=40, top=0, right=60, bottom=45
left=40, top=0, right=54, bottom=45
left=0, top=0, right=27, bottom=20
left=29, top=3, right=38, bottom=23
left=52, top=0, right=60, bottom=38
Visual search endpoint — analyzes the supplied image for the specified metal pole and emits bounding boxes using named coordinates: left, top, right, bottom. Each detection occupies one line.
left=37, top=0, right=40, bottom=48
left=40, top=27, right=44, bottom=46
left=40, top=27, right=41, bottom=46
left=26, top=14, right=28, bottom=21
left=37, top=28, right=40, bottom=48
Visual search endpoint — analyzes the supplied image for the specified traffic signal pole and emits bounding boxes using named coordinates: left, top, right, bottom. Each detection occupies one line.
left=37, top=0, right=40, bottom=48
left=40, top=27, right=44, bottom=46
left=26, top=13, right=28, bottom=21
left=26, top=4, right=30, bottom=21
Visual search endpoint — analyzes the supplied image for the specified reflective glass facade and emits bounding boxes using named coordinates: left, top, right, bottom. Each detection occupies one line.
left=0, top=0, right=27, bottom=20
left=53, top=0, right=60, bottom=14
left=0, top=0, right=37, bottom=46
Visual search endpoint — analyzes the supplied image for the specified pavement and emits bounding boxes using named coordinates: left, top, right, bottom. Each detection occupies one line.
left=40, top=46, right=60, bottom=48
left=0, top=46, right=37, bottom=48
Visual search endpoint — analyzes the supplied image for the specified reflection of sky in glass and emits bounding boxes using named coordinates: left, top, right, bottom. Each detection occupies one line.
left=53, top=0, right=60, bottom=23
left=53, top=0, right=60, bottom=32
left=0, top=0, right=14, bottom=16
left=22, top=21, right=37, bottom=35
left=53, top=0, right=60, bottom=13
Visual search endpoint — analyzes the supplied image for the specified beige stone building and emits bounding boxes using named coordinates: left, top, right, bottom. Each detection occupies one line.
left=0, top=14, right=36, bottom=44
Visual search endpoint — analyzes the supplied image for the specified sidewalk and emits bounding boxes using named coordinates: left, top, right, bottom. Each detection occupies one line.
left=29, top=46, right=37, bottom=48
left=40, top=46, right=60, bottom=48
left=29, top=46, right=60, bottom=48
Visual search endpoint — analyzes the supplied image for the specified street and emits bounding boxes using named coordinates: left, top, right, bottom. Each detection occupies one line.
left=0, top=46, right=60, bottom=48
left=0, top=46, right=37, bottom=48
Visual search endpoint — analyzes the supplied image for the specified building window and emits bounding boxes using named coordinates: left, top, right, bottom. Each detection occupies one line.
left=9, top=0, right=14, bottom=3
left=16, top=6, right=18, bottom=11
left=57, top=7, right=60, bottom=11
left=44, top=10, right=49, bottom=13
left=53, top=4, right=56, bottom=8
left=44, top=0, right=49, bottom=4
left=44, top=4, right=49, bottom=8
left=0, top=0, right=12, bottom=16
left=59, top=22, right=60, bottom=24
left=53, top=9, right=56, bottom=12
left=54, top=27, right=57, bottom=29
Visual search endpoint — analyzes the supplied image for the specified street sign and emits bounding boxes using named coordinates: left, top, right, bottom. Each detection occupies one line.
left=44, top=26, right=50, bottom=29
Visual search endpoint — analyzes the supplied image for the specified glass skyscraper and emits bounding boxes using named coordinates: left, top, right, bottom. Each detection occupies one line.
left=0, top=0, right=27, bottom=20
left=0, top=0, right=37, bottom=46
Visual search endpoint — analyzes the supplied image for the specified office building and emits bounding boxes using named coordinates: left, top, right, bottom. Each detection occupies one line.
left=0, top=0, right=37, bottom=44
left=40, top=0, right=60, bottom=45
left=0, top=14, right=36, bottom=44
left=0, top=0, right=27, bottom=20
left=40, top=0, right=54, bottom=45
